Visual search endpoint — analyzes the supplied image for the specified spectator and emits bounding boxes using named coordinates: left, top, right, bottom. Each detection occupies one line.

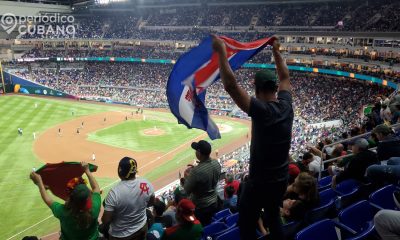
left=302, top=152, right=323, bottom=177
left=184, top=140, right=221, bottom=226
left=147, top=199, right=173, bottom=240
left=213, top=37, right=293, bottom=240
left=29, top=162, right=101, bottom=240
left=331, top=138, right=378, bottom=188
left=374, top=209, right=400, bottom=240
left=223, top=186, right=238, bottom=212
left=288, top=156, right=301, bottom=184
left=285, top=172, right=320, bottom=209
left=224, top=173, right=240, bottom=198
left=372, top=124, right=400, bottom=162
left=102, top=157, right=155, bottom=240
left=162, top=199, right=203, bottom=240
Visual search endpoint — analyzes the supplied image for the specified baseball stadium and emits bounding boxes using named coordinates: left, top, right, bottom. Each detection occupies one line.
left=0, top=0, right=399, bottom=239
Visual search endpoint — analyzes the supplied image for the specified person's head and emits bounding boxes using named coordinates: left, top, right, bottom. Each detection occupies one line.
left=350, top=127, right=361, bottom=137
left=292, top=172, right=319, bottom=204
left=191, top=140, right=212, bottom=161
left=323, top=138, right=332, bottom=145
left=342, top=132, right=349, bottom=139
left=331, top=144, right=344, bottom=158
left=254, top=70, right=278, bottom=98
left=372, top=124, right=394, bottom=141
left=118, top=156, right=138, bottom=180
left=301, top=152, right=314, bottom=166
left=176, top=199, right=197, bottom=225
left=225, top=173, right=234, bottom=184
left=281, top=199, right=307, bottom=221
left=352, top=138, right=369, bottom=154
left=65, top=180, right=92, bottom=229
left=153, top=198, right=167, bottom=217
left=22, top=237, right=39, bottom=240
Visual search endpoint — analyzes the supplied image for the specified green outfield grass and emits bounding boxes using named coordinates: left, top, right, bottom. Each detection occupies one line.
left=0, top=95, right=248, bottom=239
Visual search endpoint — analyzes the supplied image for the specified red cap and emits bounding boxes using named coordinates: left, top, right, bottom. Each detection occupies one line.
left=288, top=163, right=300, bottom=177
left=177, top=199, right=196, bottom=223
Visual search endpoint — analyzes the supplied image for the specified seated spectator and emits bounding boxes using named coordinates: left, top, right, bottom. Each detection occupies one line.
left=29, top=162, right=101, bottom=240
left=223, top=186, right=238, bottom=212
left=102, top=157, right=155, bottom=240
left=372, top=124, right=400, bottom=162
left=162, top=199, right=203, bottom=240
left=288, top=156, right=300, bottom=184
left=301, top=152, right=323, bottom=177
left=224, top=173, right=240, bottom=198
left=331, top=138, right=377, bottom=188
left=285, top=172, right=320, bottom=209
left=184, top=140, right=221, bottom=226
left=374, top=209, right=400, bottom=240
left=367, top=157, right=400, bottom=184
left=148, top=199, right=173, bottom=240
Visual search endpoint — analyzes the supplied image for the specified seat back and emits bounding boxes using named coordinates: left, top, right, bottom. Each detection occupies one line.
left=335, top=179, right=360, bottom=195
left=307, top=188, right=337, bottom=223
left=296, top=219, right=339, bottom=240
left=319, top=176, right=333, bottom=191
left=203, top=222, right=228, bottom=239
left=369, top=184, right=398, bottom=210
left=215, top=227, right=240, bottom=240
left=213, top=208, right=231, bottom=222
left=339, top=200, right=378, bottom=233
left=225, top=212, right=239, bottom=228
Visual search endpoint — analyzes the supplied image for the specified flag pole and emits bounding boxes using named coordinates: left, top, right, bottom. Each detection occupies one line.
left=0, top=60, right=6, bottom=94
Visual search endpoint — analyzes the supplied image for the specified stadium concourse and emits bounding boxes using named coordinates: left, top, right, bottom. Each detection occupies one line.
left=1, top=0, right=400, bottom=239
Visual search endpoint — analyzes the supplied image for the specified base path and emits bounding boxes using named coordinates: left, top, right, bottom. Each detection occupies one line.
left=34, top=111, right=250, bottom=190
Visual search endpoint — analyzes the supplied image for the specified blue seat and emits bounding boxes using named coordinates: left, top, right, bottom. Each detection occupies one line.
left=296, top=219, right=340, bottom=240
left=318, top=175, right=333, bottom=191
left=202, top=222, right=228, bottom=240
left=307, top=188, right=337, bottom=223
left=338, top=200, right=381, bottom=240
left=369, top=184, right=399, bottom=210
left=215, top=227, right=240, bottom=240
left=283, top=221, right=303, bottom=240
left=225, top=212, right=239, bottom=228
left=296, top=219, right=359, bottom=240
left=334, top=179, right=361, bottom=209
left=212, top=208, right=232, bottom=222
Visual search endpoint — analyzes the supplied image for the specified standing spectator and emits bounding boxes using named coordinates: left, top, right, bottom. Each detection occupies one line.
left=213, top=37, right=293, bottom=240
left=29, top=162, right=101, bottom=240
left=162, top=199, right=203, bottom=240
left=102, top=157, right=155, bottom=240
left=184, top=140, right=221, bottom=226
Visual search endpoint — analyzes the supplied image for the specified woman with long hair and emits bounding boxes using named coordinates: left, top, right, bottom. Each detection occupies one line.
left=30, top=162, right=101, bottom=240
left=285, top=172, right=319, bottom=209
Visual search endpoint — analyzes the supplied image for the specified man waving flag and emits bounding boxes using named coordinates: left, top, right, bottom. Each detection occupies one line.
left=167, top=35, right=275, bottom=139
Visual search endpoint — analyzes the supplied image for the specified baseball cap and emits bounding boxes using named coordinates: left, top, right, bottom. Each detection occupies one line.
left=177, top=199, right=197, bottom=223
left=191, top=140, right=212, bottom=156
left=118, top=156, right=138, bottom=179
left=254, top=70, right=277, bottom=87
left=372, top=124, right=393, bottom=136
left=71, top=184, right=90, bottom=202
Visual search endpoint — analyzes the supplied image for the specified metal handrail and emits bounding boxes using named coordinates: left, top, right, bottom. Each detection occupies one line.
left=318, top=122, right=400, bottom=179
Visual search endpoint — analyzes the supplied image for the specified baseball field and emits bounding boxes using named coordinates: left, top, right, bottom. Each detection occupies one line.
left=0, top=94, right=249, bottom=239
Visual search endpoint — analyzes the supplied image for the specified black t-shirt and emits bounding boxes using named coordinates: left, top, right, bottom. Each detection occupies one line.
left=248, top=90, right=294, bottom=182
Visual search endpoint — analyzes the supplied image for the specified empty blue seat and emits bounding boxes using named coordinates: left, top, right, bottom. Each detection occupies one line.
left=296, top=219, right=359, bottom=240
left=202, top=222, right=228, bottom=240
left=318, top=175, right=333, bottom=191
left=225, top=212, right=239, bottom=228
left=369, top=184, right=399, bottom=210
left=215, top=226, right=240, bottom=240
left=307, top=188, right=337, bottom=223
left=334, top=179, right=361, bottom=209
left=338, top=200, right=381, bottom=240
left=212, top=208, right=232, bottom=222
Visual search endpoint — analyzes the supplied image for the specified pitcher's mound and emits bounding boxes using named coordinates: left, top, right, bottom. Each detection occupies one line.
left=143, top=128, right=165, bottom=136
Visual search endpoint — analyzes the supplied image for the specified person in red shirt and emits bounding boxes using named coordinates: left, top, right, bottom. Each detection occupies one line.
left=224, top=174, right=240, bottom=199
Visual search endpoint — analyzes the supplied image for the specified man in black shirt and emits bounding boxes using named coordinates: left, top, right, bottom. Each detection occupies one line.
left=213, top=37, right=293, bottom=240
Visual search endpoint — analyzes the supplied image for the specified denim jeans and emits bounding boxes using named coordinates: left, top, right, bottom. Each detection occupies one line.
left=238, top=178, right=288, bottom=240
left=367, top=157, right=400, bottom=183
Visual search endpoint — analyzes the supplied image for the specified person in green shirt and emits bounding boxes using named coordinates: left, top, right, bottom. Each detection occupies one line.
left=30, top=162, right=101, bottom=240
left=162, top=199, right=203, bottom=240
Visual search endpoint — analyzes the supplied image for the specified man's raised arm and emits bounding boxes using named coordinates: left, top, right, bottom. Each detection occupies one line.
left=272, top=40, right=291, bottom=92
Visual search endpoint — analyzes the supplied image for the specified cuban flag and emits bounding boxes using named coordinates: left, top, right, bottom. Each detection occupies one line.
left=167, top=35, right=275, bottom=140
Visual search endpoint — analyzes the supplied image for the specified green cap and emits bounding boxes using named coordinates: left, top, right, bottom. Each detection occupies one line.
left=72, top=184, right=90, bottom=201
left=254, top=70, right=277, bottom=86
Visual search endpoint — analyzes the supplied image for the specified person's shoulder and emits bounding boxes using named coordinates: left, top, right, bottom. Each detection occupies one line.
left=164, top=225, right=180, bottom=236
